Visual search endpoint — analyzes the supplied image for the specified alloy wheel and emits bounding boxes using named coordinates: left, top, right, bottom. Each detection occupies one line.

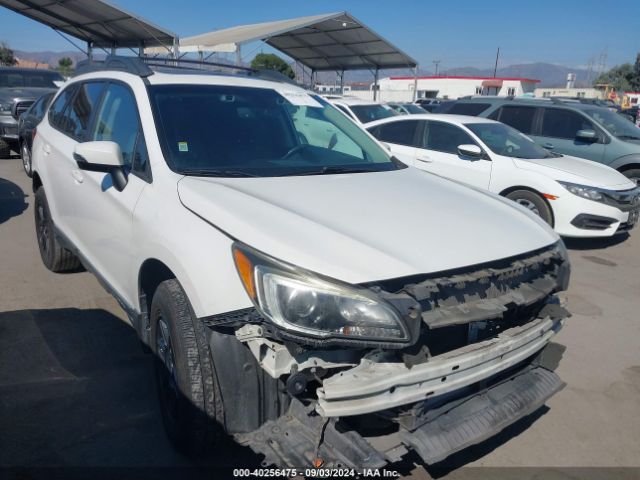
left=156, top=315, right=179, bottom=423
left=22, top=144, right=31, bottom=175
left=515, top=198, right=540, bottom=215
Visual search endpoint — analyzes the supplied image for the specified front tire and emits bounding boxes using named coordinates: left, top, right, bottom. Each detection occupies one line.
left=34, top=188, right=82, bottom=272
left=505, top=189, right=553, bottom=226
left=150, top=279, right=225, bottom=457
left=0, top=139, right=10, bottom=159
left=21, top=141, right=33, bottom=177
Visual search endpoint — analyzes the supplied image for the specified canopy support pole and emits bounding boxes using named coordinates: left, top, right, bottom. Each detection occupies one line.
left=87, top=41, right=93, bottom=62
left=412, top=65, right=419, bottom=101
left=373, top=67, right=379, bottom=101
left=339, top=69, right=345, bottom=95
left=311, top=69, right=316, bottom=90
left=235, top=44, right=242, bottom=66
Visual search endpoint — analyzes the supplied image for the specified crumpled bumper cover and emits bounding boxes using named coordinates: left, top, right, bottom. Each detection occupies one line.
left=316, top=313, right=565, bottom=417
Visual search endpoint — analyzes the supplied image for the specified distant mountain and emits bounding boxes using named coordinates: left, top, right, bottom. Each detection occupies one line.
left=11, top=50, right=593, bottom=88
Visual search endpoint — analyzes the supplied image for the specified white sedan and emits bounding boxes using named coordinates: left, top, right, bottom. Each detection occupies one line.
left=367, top=114, right=640, bottom=238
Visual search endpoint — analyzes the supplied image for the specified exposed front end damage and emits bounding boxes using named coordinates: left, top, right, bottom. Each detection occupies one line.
left=212, top=243, right=571, bottom=468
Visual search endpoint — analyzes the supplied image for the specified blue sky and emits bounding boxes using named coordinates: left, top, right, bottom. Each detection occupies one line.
left=1, top=0, right=638, bottom=70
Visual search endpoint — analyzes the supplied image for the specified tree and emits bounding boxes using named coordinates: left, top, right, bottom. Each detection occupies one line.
left=57, top=57, right=74, bottom=76
left=250, top=53, right=295, bottom=79
left=0, top=42, right=17, bottom=67
left=594, top=60, right=640, bottom=92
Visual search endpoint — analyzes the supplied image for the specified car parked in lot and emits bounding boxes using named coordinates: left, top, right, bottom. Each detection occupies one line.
left=368, top=114, right=640, bottom=237
left=31, top=56, right=571, bottom=469
left=443, top=97, right=640, bottom=184
left=17, top=91, right=54, bottom=177
left=324, top=95, right=398, bottom=124
left=0, top=67, right=62, bottom=158
left=386, top=102, right=427, bottom=115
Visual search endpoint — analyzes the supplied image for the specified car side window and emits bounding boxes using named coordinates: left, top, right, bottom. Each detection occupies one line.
left=90, top=83, right=140, bottom=167
left=375, top=120, right=420, bottom=147
left=63, top=82, right=105, bottom=140
left=335, top=104, right=355, bottom=120
left=447, top=103, right=491, bottom=116
left=541, top=108, right=596, bottom=139
left=132, top=131, right=150, bottom=175
left=48, top=85, right=77, bottom=131
left=494, top=106, right=536, bottom=134
left=424, top=121, right=476, bottom=154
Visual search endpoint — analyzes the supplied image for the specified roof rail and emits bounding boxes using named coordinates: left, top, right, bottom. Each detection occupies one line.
left=73, top=55, right=299, bottom=86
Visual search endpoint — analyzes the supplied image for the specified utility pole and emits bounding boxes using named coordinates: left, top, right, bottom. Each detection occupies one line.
left=493, top=47, right=500, bottom=78
left=433, top=60, right=441, bottom=76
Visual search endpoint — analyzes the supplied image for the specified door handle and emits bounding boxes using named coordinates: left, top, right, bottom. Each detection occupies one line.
left=71, top=169, right=84, bottom=183
left=542, top=143, right=554, bottom=150
left=416, top=156, right=433, bottom=163
left=43, top=144, right=51, bottom=155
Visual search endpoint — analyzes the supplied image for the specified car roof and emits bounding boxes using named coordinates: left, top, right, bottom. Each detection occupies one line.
left=328, top=96, right=384, bottom=106
left=365, top=113, right=498, bottom=128
left=453, top=96, right=608, bottom=112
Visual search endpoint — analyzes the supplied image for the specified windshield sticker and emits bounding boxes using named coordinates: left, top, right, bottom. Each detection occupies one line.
left=276, top=89, right=323, bottom=108
left=178, top=142, right=189, bottom=152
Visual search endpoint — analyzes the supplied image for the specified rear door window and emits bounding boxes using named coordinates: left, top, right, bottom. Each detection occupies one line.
left=374, top=120, right=420, bottom=147
left=494, top=106, right=536, bottom=134
left=48, top=85, right=78, bottom=131
left=541, top=108, right=596, bottom=139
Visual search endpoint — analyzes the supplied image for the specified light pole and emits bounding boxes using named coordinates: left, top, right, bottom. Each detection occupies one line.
left=433, top=59, right=441, bottom=76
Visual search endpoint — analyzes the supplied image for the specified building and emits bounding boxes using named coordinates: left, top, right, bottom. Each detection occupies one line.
left=534, top=87, right=604, bottom=99
left=341, top=75, right=540, bottom=102
left=624, top=92, right=640, bottom=106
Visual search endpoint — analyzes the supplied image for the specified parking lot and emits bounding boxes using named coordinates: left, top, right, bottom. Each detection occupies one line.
left=1, top=151, right=639, bottom=478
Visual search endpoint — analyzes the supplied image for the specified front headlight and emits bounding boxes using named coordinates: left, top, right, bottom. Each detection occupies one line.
left=0, top=102, right=12, bottom=115
left=232, top=243, right=409, bottom=343
left=558, top=181, right=604, bottom=202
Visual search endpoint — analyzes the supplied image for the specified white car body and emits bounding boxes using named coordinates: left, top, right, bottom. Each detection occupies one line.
left=31, top=60, right=571, bottom=468
left=367, top=114, right=640, bottom=238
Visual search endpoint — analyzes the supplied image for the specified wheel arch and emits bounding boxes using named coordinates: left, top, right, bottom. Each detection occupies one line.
left=32, top=171, right=43, bottom=192
left=617, top=162, right=640, bottom=174
left=137, top=258, right=178, bottom=346
left=498, top=185, right=556, bottom=227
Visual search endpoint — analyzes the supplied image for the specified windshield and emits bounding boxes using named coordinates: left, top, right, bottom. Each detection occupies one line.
left=584, top=108, right=640, bottom=140
left=349, top=104, right=398, bottom=123
left=0, top=70, right=63, bottom=88
left=466, top=122, right=557, bottom=159
left=149, top=85, right=401, bottom=177
left=402, top=104, right=427, bottom=114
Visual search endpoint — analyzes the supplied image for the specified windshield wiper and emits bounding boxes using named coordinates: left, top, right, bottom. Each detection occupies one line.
left=283, top=166, right=379, bottom=176
left=180, top=169, right=257, bottom=178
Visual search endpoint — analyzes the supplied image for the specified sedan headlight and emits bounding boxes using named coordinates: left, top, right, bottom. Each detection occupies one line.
left=558, top=181, right=604, bottom=202
left=232, top=243, right=409, bottom=343
left=0, top=102, right=11, bottom=115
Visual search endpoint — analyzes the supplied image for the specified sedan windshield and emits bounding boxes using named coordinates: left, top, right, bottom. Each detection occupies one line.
left=149, top=85, right=400, bottom=177
left=0, top=70, right=63, bottom=88
left=466, top=122, right=557, bottom=159
left=583, top=108, right=640, bottom=140
left=402, top=104, right=427, bottom=114
left=349, top=104, right=398, bottom=123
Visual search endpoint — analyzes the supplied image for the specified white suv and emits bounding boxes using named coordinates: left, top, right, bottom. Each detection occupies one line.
left=32, top=57, right=571, bottom=469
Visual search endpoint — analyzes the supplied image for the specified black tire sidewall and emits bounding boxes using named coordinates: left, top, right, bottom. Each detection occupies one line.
left=506, top=190, right=553, bottom=225
left=34, top=188, right=55, bottom=269
left=622, top=168, right=640, bottom=186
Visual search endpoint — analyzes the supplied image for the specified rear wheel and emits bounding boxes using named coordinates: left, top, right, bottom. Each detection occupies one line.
left=34, top=188, right=82, bottom=272
left=21, top=141, right=33, bottom=177
left=150, top=279, right=226, bottom=457
left=621, top=168, right=640, bottom=186
left=505, top=189, right=553, bottom=226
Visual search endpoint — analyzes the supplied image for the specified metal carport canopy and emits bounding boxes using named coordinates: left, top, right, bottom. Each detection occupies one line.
left=179, top=12, right=417, bottom=71
left=0, top=0, right=177, bottom=49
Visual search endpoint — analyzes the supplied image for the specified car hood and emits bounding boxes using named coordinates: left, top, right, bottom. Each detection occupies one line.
left=177, top=168, right=558, bottom=284
left=513, top=155, right=635, bottom=189
left=0, top=87, right=55, bottom=102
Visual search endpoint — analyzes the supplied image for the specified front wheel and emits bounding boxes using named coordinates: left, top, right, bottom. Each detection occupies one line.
left=505, top=189, right=553, bottom=226
left=150, top=279, right=225, bottom=457
left=21, top=142, right=33, bottom=177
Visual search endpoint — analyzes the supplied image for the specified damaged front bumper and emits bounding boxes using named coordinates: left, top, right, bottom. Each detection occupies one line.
left=317, top=314, right=564, bottom=417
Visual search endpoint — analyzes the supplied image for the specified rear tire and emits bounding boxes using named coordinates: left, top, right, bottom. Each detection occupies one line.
left=150, top=278, right=226, bottom=457
left=21, top=141, right=33, bottom=177
left=621, top=168, right=640, bottom=186
left=34, top=188, right=82, bottom=272
left=0, top=139, right=10, bottom=159
left=505, top=189, right=553, bottom=226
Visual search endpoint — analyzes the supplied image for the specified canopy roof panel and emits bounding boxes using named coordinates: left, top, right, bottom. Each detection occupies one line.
left=180, top=12, right=417, bottom=71
left=0, top=0, right=177, bottom=49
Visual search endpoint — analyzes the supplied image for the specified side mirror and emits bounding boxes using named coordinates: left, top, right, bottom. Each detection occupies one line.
left=576, top=129, right=597, bottom=141
left=74, top=141, right=128, bottom=192
left=457, top=144, right=485, bottom=159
